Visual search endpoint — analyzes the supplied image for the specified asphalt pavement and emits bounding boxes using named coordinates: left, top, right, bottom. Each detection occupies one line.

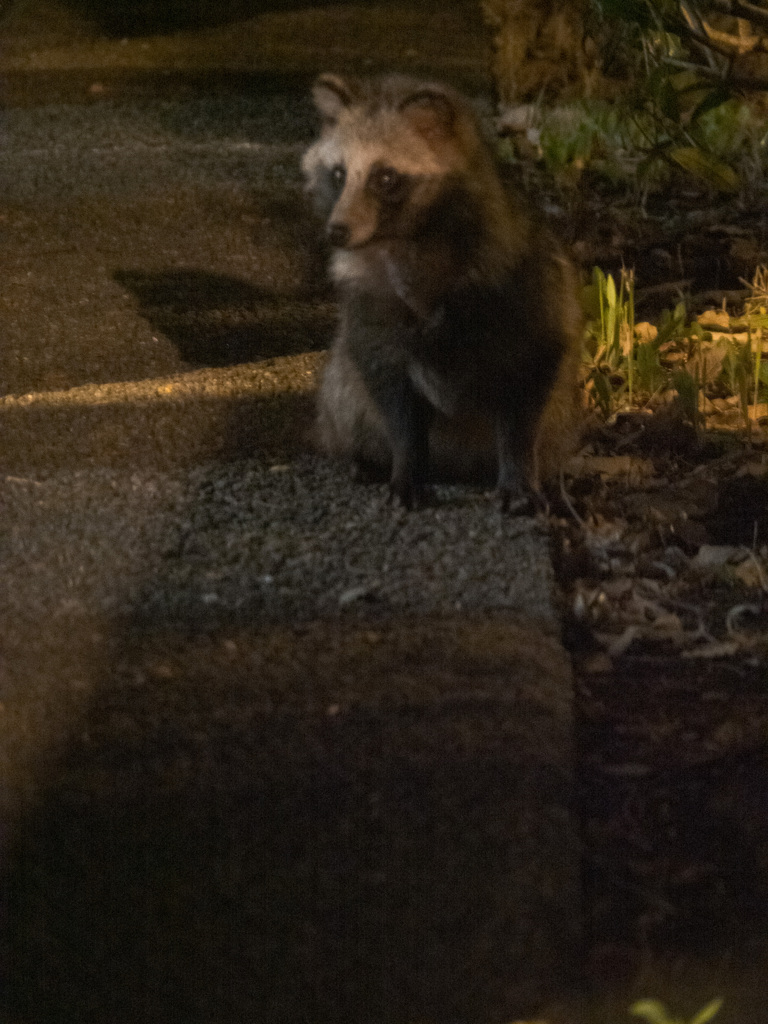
left=0, top=7, right=581, bottom=1021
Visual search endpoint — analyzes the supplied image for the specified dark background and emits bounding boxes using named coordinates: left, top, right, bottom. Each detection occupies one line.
left=4, top=0, right=441, bottom=37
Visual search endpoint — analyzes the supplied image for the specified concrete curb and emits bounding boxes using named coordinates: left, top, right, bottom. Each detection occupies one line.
left=3, top=614, right=580, bottom=1023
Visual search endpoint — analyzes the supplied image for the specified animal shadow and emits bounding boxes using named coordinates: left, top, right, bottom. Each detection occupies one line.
left=115, top=268, right=333, bottom=368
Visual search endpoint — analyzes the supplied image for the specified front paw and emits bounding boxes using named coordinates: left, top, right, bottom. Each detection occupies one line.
left=497, top=462, right=547, bottom=515
left=351, top=458, right=388, bottom=484
left=388, top=475, right=427, bottom=510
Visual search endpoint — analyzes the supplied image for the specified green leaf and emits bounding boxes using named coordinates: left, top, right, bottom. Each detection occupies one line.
left=636, top=339, right=666, bottom=392
left=630, top=998, right=675, bottom=1024
left=581, top=283, right=602, bottom=321
left=658, top=78, right=680, bottom=121
left=688, top=322, right=705, bottom=340
left=605, top=272, right=617, bottom=310
left=603, top=273, right=618, bottom=352
left=598, top=0, right=653, bottom=25
left=590, top=369, right=614, bottom=417
left=646, top=63, right=673, bottom=99
left=636, top=152, right=668, bottom=187
left=669, top=146, right=739, bottom=192
left=689, top=86, right=732, bottom=125
left=673, top=368, right=700, bottom=424
left=690, top=997, right=724, bottom=1024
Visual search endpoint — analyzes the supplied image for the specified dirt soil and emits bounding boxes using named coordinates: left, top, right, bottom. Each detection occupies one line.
left=552, top=410, right=768, bottom=984
left=524, top=155, right=768, bottom=979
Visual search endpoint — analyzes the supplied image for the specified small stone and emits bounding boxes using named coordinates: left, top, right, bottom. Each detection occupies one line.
left=338, top=585, right=373, bottom=607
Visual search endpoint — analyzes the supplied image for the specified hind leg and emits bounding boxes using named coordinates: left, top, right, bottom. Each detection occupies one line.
left=495, top=415, right=546, bottom=514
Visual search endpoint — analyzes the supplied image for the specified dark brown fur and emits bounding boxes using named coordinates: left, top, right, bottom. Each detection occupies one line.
left=303, top=73, right=583, bottom=508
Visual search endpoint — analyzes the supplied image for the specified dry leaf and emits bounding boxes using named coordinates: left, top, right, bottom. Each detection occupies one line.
left=697, top=309, right=730, bottom=329
left=690, top=544, right=740, bottom=570
left=599, top=576, right=635, bottom=599
left=635, top=321, right=658, bottom=343
left=598, top=625, right=641, bottom=657
left=736, top=459, right=768, bottom=477
left=732, top=558, right=766, bottom=588
left=570, top=455, right=654, bottom=480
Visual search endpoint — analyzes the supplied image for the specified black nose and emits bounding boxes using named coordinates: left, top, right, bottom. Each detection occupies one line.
left=326, top=222, right=350, bottom=248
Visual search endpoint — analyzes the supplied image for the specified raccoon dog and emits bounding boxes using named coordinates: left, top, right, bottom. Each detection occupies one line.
left=303, top=72, right=583, bottom=509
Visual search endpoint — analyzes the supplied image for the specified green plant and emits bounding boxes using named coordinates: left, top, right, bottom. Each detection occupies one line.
left=582, top=264, right=768, bottom=431
left=630, top=34, right=741, bottom=192
left=496, top=3, right=768, bottom=193
left=582, top=266, right=637, bottom=415
left=721, top=330, right=761, bottom=430
left=536, top=101, right=630, bottom=182
left=664, top=310, right=711, bottom=428
left=709, top=267, right=768, bottom=428
left=593, top=0, right=768, bottom=191
left=629, top=995, right=723, bottom=1024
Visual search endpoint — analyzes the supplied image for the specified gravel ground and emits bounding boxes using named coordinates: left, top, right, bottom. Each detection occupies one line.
left=2, top=455, right=558, bottom=627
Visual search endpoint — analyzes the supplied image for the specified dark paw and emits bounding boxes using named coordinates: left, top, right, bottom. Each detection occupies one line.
left=388, top=479, right=428, bottom=510
left=351, top=459, right=388, bottom=484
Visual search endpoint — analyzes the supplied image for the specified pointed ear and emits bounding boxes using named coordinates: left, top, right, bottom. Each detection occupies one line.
left=398, top=87, right=457, bottom=144
left=311, top=73, right=359, bottom=125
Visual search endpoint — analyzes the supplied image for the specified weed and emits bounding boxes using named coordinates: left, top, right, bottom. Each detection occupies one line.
left=630, top=995, right=723, bottom=1024
left=582, top=266, right=768, bottom=433
left=509, top=995, right=724, bottom=1024
left=582, top=266, right=637, bottom=416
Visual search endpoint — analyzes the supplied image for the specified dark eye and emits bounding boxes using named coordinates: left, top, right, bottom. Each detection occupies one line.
left=330, top=164, right=346, bottom=188
left=370, top=166, right=404, bottom=198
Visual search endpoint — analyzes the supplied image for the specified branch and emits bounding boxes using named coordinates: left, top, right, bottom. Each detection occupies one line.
left=677, top=21, right=745, bottom=61
left=681, top=0, right=720, bottom=69
left=709, top=0, right=768, bottom=35
left=663, top=54, right=768, bottom=88
left=734, top=0, right=768, bottom=34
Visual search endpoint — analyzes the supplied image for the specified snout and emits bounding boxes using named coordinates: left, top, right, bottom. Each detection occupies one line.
left=325, top=185, right=378, bottom=249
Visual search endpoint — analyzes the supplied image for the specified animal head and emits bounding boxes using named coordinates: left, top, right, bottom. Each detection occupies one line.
left=301, top=73, right=489, bottom=250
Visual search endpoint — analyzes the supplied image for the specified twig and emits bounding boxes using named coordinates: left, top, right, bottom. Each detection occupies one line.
left=681, top=1, right=721, bottom=69
left=726, top=602, right=762, bottom=635
left=655, top=595, right=717, bottom=643
left=663, top=55, right=768, bottom=90
left=679, top=7, right=731, bottom=67
left=677, top=21, right=755, bottom=62
left=3, top=475, right=43, bottom=487
left=558, top=466, right=585, bottom=528
left=687, top=287, right=751, bottom=309
left=741, top=546, right=768, bottom=593
left=635, top=279, right=693, bottom=307
left=711, top=0, right=768, bottom=36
